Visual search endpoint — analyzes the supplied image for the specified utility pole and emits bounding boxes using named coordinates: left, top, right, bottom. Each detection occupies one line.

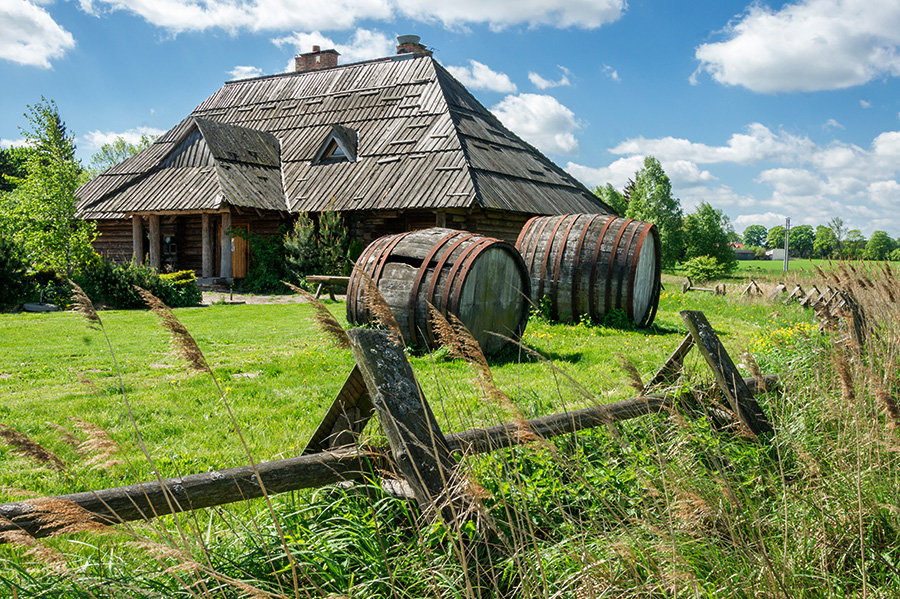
left=783, top=217, right=791, bottom=273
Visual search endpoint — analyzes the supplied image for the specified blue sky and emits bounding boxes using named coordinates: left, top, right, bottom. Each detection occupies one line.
left=3, top=0, right=900, bottom=237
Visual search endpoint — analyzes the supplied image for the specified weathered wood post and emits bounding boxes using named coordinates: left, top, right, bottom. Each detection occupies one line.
left=347, top=329, right=474, bottom=524
left=201, top=213, right=213, bottom=279
left=220, top=212, right=233, bottom=279
left=680, top=310, right=772, bottom=436
left=131, top=215, right=144, bottom=265
left=148, top=214, right=161, bottom=271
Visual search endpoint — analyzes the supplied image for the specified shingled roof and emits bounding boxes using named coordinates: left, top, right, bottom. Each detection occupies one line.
left=77, top=52, right=611, bottom=219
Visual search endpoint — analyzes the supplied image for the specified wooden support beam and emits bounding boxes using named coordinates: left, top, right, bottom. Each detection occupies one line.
left=799, top=285, right=820, bottom=307
left=768, top=283, right=786, bottom=301
left=302, top=365, right=373, bottom=454
left=147, top=214, right=161, bottom=271
left=680, top=310, right=772, bottom=436
left=201, top=213, right=213, bottom=279
left=131, top=216, right=144, bottom=265
left=645, top=334, right=694, bottom=390
left=784, top=285, right=805, bottom=303
left=347, top=329, right=472, bottom=524
left=220, top=212, right=232, bottom=279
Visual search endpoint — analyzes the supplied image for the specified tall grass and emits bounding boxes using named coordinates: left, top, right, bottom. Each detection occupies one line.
left=2, top=265, right=900, bottom=597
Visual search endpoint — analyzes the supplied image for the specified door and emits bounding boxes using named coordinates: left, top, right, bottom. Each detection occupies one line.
left=232, top=222, right=250, bottom=278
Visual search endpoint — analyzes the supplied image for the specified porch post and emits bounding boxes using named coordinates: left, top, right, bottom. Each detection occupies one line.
left=220, top=212, right=232, bottom=279
left=131, top=215, right=144, bottom=265
left=148, top=214, right=161, bottom=271
left=201, top=213, right=213, bottom=278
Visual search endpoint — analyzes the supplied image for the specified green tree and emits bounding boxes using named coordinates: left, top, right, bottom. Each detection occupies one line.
left=0, top=99, right=95, bottom=275
left=0, top=146, right=37, bottom=193
left=317, top=210, right=351, bottom=276
left=682, top=202, right=737, bottom=273
left=814, top=225, right=839, bottom=258
left=742, top=224, right=767, bottom=247
left=827, top=216, right=846, bottom=256
left=593, top=183, right=627, bottom=217
left=844, top=229, right=866, bottom=259
left=766, top=225, right=785, bottom=249
left=865, top=230, right=895, bottom=260
left=89, top=135, right=155, bottom=174
left=625, top=156, right=684, bottom=267
left=790, top=224, right=815, bottom=258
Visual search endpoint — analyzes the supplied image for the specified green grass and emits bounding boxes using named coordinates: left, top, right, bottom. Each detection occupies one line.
left=3, top=281, right=899, bottom=598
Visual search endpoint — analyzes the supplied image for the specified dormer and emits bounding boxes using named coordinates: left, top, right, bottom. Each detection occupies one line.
left=312, top=124, right=358, bottom=165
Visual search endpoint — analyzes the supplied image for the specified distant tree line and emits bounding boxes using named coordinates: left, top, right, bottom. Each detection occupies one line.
left=737, top=218, right=899, bottom=261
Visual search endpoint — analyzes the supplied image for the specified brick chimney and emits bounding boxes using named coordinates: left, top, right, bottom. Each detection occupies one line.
left=294, top=45, right=340, bottom=72
left=396, top=35, right=431, bottom=56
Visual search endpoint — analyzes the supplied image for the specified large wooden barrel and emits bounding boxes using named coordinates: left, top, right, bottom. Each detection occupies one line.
left=516, top=214, right=661, bottom=327
left=347, top=228, right=530, bottom=354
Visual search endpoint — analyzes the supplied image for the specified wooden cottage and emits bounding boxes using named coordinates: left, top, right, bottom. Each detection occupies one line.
left=76, top=36, right=611, bottom=280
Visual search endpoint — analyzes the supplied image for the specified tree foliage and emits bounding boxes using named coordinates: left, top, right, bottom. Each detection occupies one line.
left=593, top=183, right=627, bottom=217
left=0, top=146, right=37, bottom=193
left=284, top=210, right=353, bottom=284
left=844, top=229, right=866, bottom=259
left=682, top=202, right=737, bottom=273
left=742, top=224, right=767, bottom=248
left=865, top=230, right=895, bottom=260
left=89, top=135, right=155, bottom=174
left=766, top=225, right=785, bottom=250
left=814, top=225, right=839, bottom=258
left=0, top=98, right=95, bottom=275
left=625, top=156, right=684, bottom=267
left=790, top=224, right=815, bottom=258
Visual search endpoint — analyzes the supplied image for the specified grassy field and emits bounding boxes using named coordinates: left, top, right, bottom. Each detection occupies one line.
left=1, top=271, right=898, bottom=597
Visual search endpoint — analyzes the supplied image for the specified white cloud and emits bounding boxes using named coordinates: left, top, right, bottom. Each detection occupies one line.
left=601, top=64, right=619, bottom=81
left=0, top=0, right=75, bottom=68
left=694, top=0, right=900, bottom=93
left=228, top=65, right=263, bottom=80
left=446, top=60, right=516, bottom=93
left=860, top=99, right=872, bottom=108
left=609, top=123, right=816, bottom=165
left=0, top=138, right=29, bottom=149
left=733, top=212, right=788, bottom=230
left=492, top=93, right=580, bottom=155
left=80, top=127, right=166, bottom=153
left=565, top=156, right=644, bottom=189
left=273, top=28, right=394, bottom=70
left=528, top=66, right=570, bottom=90
left=80, top=0, right=624, bottom=33
left=824, top=118, right=844, bottom=131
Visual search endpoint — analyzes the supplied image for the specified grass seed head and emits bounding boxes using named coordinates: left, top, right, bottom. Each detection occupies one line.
left=360, top=272, right=403, bottom=343
left=68, top=280, right=101, bottom=330
left=284, top=281, right=350, bottom=348
left=135, top=286, right=211, bottom=373
left=0, top=424, right=66, bottom=471
left=72, top=418, right=120, bottom=469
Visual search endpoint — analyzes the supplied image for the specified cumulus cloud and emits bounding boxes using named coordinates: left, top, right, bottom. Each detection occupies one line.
left=0, top=0, right=75, bottom=68
left=81, top=127, right=166, bottom=153
left=492, top=94, right=580, bottom=155
left=860, top=99, right=872, bottom=108
left=565, top=157, right=715, bottom=195
left=694, top=0, right=900, bottom=93
left=79, top=0, right=624, bottom=33
left=0, top=138, right=29, bottom=149
left=228, top=65, right=263, bottom=80
left=824, top=118, right=844, bottom=131
left=528, top=66, right=571, bottom=90
left=446, top=60, right=517, bottom=93
left=601, top=64, right=619, bottom=81
left=273, top=28, right=394, bottom=68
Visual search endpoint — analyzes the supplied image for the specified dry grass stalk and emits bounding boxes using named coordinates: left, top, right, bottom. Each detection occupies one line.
left=283, top=281, right=350, bottom=348
left=26, top=498, right=108, bottom=536
left=68, top=280, right=101, bottom=330
left=0, top=424, right=65, bottom=471
left=833, top=345, right=856, bottom=403
left=72, top=418, right=121, bottom=469
left=615, top=354, right=645, bottom=394
left=0, top=486, right=41, bottom=499
left=359, top=272, right=403, bottom=343
left=874, top=385, right=900, bottom=430
left=135, top=286, right=211, bottom=373
left=47, top=422, right=80, bottom=448
left=0, top=520, right=69, bottom=573
left=427, top=303, right=508, bottom=405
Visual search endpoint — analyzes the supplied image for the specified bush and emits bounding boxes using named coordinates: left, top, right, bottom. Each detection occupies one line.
left=684, top=255, right=729, bottom=282
left=73, top=259, right=202, bottom=309
left=284, top=211, right=355, bottom=285
left=0, top=236, right=34, bottom=309
left=232, top=226, right=288, bottom=294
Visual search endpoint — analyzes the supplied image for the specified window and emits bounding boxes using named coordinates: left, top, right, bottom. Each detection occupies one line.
left=312, top=125, right=358, bottom=165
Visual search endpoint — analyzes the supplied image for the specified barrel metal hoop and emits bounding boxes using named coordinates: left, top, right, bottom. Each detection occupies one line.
left=347, top=237, right=384, bottom=323
left=603, top=219, right=634, bottom=318
left=586, top=218, right=618, bottom=323
left=550, top=214, right=582, bottom=320
left=445, top=237, right=497, bottom=318
left=536, top=216, right=570, bottom=302
left=627, top=224, right=655, bottom=324
left=616, top=222, right=641, bottom=319
left=406, top=230, right=467, bottom=347
left=570, top=214, right=604, bottom=322
left=364, top=232, right=413, bottom=324
left=523, top=217, right=554, bottom=281
left=426, top=233, right=478, bottom=311
left=515, top=215, right=541, bottom=252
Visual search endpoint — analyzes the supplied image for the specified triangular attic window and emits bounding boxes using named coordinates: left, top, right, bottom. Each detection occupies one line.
left=312, top=125, right=357, bottom=165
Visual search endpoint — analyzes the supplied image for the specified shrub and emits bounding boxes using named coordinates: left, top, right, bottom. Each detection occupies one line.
left=684, top=255, right=729, bottom=282
left=73, top=259, right=202, bottom=309
left=284, top=211, right=355, bottom=285
left=0, top=236, right=34, bottom=309
left=284, top=212, right=319, bottom=284
left=232, top=226, right=288, bottom=294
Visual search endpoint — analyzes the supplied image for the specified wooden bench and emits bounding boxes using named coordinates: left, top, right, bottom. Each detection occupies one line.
left=305, top=275, right=350, bottom=300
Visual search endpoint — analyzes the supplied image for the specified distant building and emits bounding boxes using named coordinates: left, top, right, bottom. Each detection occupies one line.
left=76, top=36, right=611, bottom=280
left=766, top=248, right=787, bottom=261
